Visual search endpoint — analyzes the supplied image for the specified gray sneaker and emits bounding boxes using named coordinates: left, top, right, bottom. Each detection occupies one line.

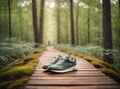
left=48, top=55, right=76, bottom=73
left=42, top=55, right=62, bottom=70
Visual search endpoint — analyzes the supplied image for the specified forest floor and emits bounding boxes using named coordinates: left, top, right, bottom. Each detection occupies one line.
left=24, top=46, right=120, bottom=89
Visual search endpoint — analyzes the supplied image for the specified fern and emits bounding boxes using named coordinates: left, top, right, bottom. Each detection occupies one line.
left=0, top=39, right=37, bottom=69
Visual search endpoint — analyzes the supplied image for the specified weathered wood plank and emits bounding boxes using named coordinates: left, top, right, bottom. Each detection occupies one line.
left=25, top=85, right=120, bottom=89
left=32, top=73, right=105, bottom=77
left=27, top=79, right=118, bottom=85
left=34, top=70, right=103, bottom=74
left=30, top=76, right=110, bottom=80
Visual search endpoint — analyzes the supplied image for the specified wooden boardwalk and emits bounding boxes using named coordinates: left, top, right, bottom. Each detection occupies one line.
left=25, top=46, right=120, bottom=89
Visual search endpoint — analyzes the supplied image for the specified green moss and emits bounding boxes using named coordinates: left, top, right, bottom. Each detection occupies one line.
left=0, top=47, right=45, bottom=89
left=91, top=60, right=112, bottom=69
left=7, top=78, right=29, bottom=89
left=91, top=61, right=105, bottom=68
left=99, top=61, right=112, bottom=69
left=0, top=65, right=34, bottom=82
left=100, top=68, right=120, bottom=83
left=0, top=80, right=12, bottom=89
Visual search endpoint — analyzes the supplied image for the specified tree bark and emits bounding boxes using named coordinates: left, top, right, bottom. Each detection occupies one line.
left=102, top=0, right=113, bottom=64
left=70, top=0, right=75, bottom=45
left=57, top=0, right=60, bottom=44
left=39, top=0, right=45, bottom=44
left=76, top=1, right=79, bottom=45
left=118, top=0, right=120, bottom=44
left=8, top=0, right=12, bottom=38
left=32, top=0, right=39, bottom=44
left=87, top=2, right=90, bottom=44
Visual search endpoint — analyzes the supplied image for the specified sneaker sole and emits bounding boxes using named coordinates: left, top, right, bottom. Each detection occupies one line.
left=49, top=66, right=76, bottom=73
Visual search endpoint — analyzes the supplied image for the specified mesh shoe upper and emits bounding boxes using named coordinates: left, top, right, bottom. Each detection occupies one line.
left=48, top=55, right=76, bottom=71
left=42, top=55, right=62, bottom=69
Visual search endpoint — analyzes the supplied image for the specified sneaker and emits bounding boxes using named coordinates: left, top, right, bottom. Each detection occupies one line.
left=48, top=55, right=76, bottom=73
left=42, top=55, right=62, bottom=70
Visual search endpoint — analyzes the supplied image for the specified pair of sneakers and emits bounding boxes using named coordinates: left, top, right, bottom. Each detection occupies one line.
left=42, top=54, right=76, bottom=73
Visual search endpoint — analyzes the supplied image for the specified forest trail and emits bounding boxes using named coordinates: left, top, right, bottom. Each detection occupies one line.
left=25, top=46, right=120, bottom=89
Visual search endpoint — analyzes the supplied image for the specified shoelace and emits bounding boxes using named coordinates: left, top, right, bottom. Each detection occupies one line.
left=51, top=55, right=62, bottom=63
left=56, top=55, right=71, bottom=65
left=56, top=58, right=65, bottom=65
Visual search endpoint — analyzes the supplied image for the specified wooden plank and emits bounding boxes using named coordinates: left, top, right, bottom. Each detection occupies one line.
left=32, top=73, right=105, bottom=77
left=34, top=70, right=103, bottom=74
left=30, top=76, right=110, bottom=80
left=27, top=79, right=118, bottom=85
left=25, top=85, right=120, bottom=89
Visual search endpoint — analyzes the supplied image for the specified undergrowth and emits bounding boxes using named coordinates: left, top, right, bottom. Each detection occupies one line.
left=0, top=38, right=44, bottom=69
left=0, top=51, right=44, bottom=89
left=56, top=44, right=120, bottom=70
left=0, top=38, right=46, bottom=89
left=56, top=44, right=120, bottom=83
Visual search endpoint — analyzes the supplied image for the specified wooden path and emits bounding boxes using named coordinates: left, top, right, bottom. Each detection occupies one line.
left=25, top=46, right=120, bottom=89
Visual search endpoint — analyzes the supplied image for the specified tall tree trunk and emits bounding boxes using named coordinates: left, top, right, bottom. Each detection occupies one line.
left=102, top=0, right=113, bottom=64
left=8, top=0, right=12, bottom=38
left=39, top=0, right=45, bottom=44
left=70, top=0, right=75, bottom=45
left=57, top=0, right=60, bottom=44
left=76, top=1, right=79, bottom=45
left=66, top=10, right=69, bottom=43
left=32, top=0, right=39, bottom=44
left=118, top=0, right=120, bottom=47
left=87, top=2, right=90, bottom=44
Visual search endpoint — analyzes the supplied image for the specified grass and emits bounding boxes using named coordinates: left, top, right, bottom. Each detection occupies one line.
left=0, top=47, right=45, bottom=89
left=56, top=45, right=120, bottom=83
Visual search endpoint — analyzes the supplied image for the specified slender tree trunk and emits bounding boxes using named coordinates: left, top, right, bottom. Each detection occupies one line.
left=118, top=0, right=120, bottom=44
left=57, top=0, right=60, bottom=44
left=70, top=0, right=75, bottom=45
left=76, top=1, right=79, bottom=45
left=39, top=0, right=45, bottom=44
left=102, top=0, right=113, bottom=64
left=32, top=0, right=39, bottom=44
left=8, top=0, right=12, bottom=38
left=87, top=2, right=90, bottom=44
left=66, top=11, right=69, bottom=43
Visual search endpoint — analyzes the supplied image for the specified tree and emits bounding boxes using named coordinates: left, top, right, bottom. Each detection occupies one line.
left=87, top=2, right=90, bottom=44
left=70, top=0, right=75, bottom=45
left=32, top=0, right=39, bottom=44
left=8, top=0, right=12, bottom=38
left=39, top=0, right=45, bottom=44
left=57, top=0, right=61, bottom=44
left=76, top=1, right=79, bottom=45
left=102, top=0, right=113, bottom=64
left=118, top=0, right=120, bottom=47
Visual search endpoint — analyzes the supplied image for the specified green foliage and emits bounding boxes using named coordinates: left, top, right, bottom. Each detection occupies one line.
left=56, top=44, right=120, bottom=70
left=7, top=78, right=29, bottom=89
left=0, top=80, right=12, bottom=89
left=0, top=66, right=34, bottom=82
left=56, top=45, right=120, bottom=83
left=0, top=38, right=41, bottom=69
left=0, top=49, right=43, bottom=89
left=56, top=44, right=103, bottom=58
